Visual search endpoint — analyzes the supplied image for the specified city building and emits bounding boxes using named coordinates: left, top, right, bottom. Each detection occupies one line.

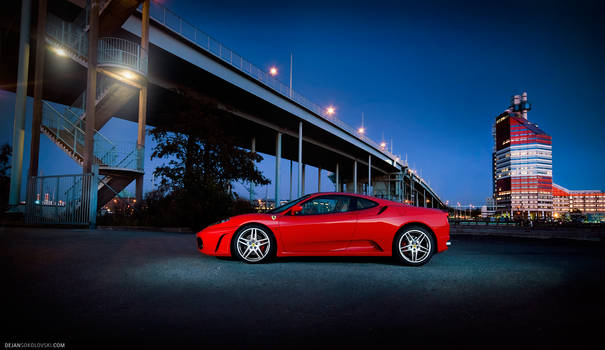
left=492, top=92, right=553, bottom=219
left=552, top=183, right=605, bottom=217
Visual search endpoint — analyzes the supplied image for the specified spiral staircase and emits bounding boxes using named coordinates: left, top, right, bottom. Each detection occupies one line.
left=40, top=0, right=146, bottom=208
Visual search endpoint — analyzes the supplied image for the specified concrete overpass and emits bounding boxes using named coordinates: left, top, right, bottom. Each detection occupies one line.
left=1, top=0, right=446, bottom=221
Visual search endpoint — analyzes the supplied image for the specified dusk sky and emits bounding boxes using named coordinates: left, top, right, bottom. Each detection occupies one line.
left=1, top=0, right=604, bottom=205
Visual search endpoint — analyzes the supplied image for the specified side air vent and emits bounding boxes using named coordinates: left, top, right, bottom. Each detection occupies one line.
left=377, top=206, right=388, bottom=215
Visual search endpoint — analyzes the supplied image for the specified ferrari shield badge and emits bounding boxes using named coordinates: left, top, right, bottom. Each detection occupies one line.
left=271, top=215, right=276, bottom=221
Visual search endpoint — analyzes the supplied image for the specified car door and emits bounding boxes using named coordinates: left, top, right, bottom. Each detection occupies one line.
left=348, top=197, right=393, bottom=253
left=278, top=195, right=357, bottom=253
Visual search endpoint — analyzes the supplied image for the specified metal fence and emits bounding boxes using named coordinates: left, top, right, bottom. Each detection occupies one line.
left=25, top=171, right=98, bottom=226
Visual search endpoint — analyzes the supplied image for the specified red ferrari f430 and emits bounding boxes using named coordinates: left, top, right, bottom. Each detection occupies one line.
left=196, top=193, right=450, bottom=266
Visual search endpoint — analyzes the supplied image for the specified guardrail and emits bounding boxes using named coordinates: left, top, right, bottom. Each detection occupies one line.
left=42, top=101, right=144, bottom=172
left=47, top=14, right=147, bottom=75
left=98, top=37, right=148, bottom=75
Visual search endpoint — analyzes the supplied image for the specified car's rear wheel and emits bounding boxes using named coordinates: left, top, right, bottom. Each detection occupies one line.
left=231, top=225, right=275, bottom=264
left=393, top=226, right=435, bottom=266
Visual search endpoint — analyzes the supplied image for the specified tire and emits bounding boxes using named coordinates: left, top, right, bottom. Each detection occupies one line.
left=231, top=224, right=276, bottom=264
left=393, top=225, right=435, bottom=266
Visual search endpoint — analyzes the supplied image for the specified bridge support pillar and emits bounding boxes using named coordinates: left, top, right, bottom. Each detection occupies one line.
left=29, top=0, right=47, bottom=181
left=335, top=163, right=339, bottom=192
left=353, top=160, right=357, bottom=194
left=83, top=0, right=99, bottom=174
left=298, top=121, right=302, bottom=197
left=424, top=188, right=426, bottom=207
left=368, top=155, right=372, bottom=195
left=136, top=0, right=150, bottom=202
left=275, top=132, right=282, bottom=206
left=317, top=167, right=321, bottom=192
left=289, top=160, right=293, bottom=200
left=302, top=164, right=306, bottom=195
left=9, top=0, right=31, bottom=208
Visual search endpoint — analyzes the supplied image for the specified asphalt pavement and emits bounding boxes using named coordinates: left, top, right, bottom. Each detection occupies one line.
left=1, top=227, right=604, bottom=348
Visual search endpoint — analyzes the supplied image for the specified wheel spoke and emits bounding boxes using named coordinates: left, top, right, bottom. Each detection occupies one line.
left=400, top=245, right=412, bottom=253
left=238, top=237, right=249, bottom=245
left=243, top=247, right=253, bottom=258
left=418, top=246, right=429, bottom=254
left=412, top=250, right=418, bottom=262
left=257, top=238, right=269, bottom=245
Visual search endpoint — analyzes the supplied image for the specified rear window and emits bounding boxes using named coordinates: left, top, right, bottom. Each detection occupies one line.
left=356, top=198, right=378, bottom=210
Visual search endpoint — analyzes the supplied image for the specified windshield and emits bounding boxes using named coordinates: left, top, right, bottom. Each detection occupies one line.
left=267, top=194, right=312, bottom=214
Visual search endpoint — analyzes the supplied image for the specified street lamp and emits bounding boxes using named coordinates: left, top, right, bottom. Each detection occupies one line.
left=269, top=66, right=278, bottom=76
left=358, top=112, right=365, bottom=134
left=121, top=70, right=135, bottom=80
left=52, top=47, right=67, bottom=57
left=326, top=106, right=335, bottom=115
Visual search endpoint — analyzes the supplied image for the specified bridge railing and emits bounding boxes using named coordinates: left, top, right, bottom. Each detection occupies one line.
left=146, top=0, right=399, bottom=163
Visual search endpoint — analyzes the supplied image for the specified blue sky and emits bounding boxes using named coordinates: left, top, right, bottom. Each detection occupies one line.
left=1, top=0, right=604, bottom=205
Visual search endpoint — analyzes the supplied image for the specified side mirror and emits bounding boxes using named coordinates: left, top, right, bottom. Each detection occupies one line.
left=290, top=205, right=303, bottom=215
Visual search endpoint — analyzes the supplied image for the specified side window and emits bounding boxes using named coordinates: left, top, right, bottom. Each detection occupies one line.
left=299, top=196, right=354, bottom=215
left=356, top=198, right=378, bottom=210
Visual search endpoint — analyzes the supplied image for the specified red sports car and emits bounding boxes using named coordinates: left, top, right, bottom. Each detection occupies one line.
left=196, top=193, right=450, bottom=266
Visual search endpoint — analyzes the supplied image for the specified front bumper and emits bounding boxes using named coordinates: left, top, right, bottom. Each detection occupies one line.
left=196, top=226, right=235, bottom=257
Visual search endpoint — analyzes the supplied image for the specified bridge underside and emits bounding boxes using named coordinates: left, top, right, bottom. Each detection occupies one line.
left=0, top=0, right=444, bottom=208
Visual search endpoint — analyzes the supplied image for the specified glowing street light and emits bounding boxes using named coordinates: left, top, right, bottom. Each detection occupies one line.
left=53, top=47, right=67, bottom=57
left=121, top=70, right=135, bottom=80
left=380, top=142, right=386, bottom=149
left=326, top=106, right=335, bottom=115
left=358, top=112, right=365, bottom=134
left=269, top=66, right=278, bottom=76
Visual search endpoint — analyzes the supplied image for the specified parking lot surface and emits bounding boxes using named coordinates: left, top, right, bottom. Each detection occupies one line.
left=1, top=227, right=604, bottom=348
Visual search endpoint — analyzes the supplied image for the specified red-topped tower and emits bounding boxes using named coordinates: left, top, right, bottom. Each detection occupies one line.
left=492, top=92, right=553, bottom=219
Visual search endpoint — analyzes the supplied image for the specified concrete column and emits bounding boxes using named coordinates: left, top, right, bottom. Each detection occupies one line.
left=249, top=137, right=256, bottom=201
left=353, top=160, right=357, bottom=194
left=9, top=0, right=31, bottom=207
left=275, top=132, right=282, bottom=205
left=83, top=0, right=99, bottom=173
left=335, top=163, right=339, bottom=192
left=424, top=188, right=426, bottom=207
left=29, top=0, right=47, bottom=180
left=301, top=164, right=306, bottom=195
left=368, top=155, right=372, bottom=195
left=289, top=160, right=293, bottom=200
left=317, top=167, right=321, bottom=192
left=298, top=121, right=302, bottom=197
left=135, top=0, right=150, bottom=201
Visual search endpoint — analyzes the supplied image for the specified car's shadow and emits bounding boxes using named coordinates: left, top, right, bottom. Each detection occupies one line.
left=220, top=255, right=402, bottom=266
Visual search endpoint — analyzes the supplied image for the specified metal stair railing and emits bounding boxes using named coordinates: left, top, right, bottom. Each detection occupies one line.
left=41, top=101, right=144, bottom=172
left=46, top=12, right=147, bottom=75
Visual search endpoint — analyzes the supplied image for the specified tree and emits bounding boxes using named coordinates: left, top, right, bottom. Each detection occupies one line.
left=149, top=90, right=269, bottom=230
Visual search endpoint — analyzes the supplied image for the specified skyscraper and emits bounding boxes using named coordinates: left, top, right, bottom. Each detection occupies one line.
left=492, top=92, right=553, bottom=219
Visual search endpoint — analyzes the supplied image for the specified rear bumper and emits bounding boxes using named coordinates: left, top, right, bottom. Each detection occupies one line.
left=435, top=221, right=450, bottom=253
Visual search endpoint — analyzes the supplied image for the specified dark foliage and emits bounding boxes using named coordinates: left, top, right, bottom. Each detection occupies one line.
left=0, top=143, right=11, bottom=214
left=147, top=90, right=269, bottom=230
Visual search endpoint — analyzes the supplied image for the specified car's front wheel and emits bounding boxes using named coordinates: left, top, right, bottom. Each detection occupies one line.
left=393, top=226, right=435, bottom=266
left=231, top=225, right=275, bottom=264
